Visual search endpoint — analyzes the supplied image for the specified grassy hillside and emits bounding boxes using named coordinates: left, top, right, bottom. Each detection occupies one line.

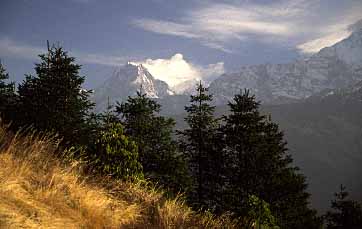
left=0, top=125, right=239, bottom=228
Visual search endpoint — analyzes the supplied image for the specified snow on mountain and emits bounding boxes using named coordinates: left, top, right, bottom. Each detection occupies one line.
left=93, top=62, right=173, bottom=112
left=209, top=29, right=362, bottom=105
left=93, top=28, right=362, bottom=113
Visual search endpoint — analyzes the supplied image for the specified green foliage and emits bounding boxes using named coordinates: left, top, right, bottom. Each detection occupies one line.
left=92, top=122, right=143, bottom=180
left=220, top=89, right=321, bottom=229
left=243, top=195, right=279, bottom=229
left=178, top=82, right=222, bottom=211
left=84, top=99, right=119, bottom=149
left=17, top=44, right=94, bottom=146
left=324, top=185, right=362, bottom=229
left=116, top=91, right=190, bottom=194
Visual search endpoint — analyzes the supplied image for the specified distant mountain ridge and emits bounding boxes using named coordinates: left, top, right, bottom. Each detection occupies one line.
left=93, top=28, right=362, bottom=113
left=209, top=29, right=362, bottom=105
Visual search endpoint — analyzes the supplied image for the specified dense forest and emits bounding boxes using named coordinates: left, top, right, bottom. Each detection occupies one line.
left=1, top=44, right=362, bottom=228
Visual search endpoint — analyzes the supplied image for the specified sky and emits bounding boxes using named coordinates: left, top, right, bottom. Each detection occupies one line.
left=1, top=0, right=362, bottom=89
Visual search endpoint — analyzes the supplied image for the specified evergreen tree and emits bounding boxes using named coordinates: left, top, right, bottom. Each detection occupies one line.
left=115, top=91, right=190, bottom=193
left=325, top=185, right=362, bottom=229
left=17, top=43, right=94, bottom=146
left=178, top=82, right=222, bottom=210
left=0, top=61, right=16, bottom=122
left=221, top=89, right=321, bottom=228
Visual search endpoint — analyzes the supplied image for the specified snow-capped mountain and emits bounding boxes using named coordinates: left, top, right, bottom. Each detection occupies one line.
left=94, top=28, right=362, bottom=113
left=209, top=29, right=362, bottom=105
left=93, top=62, right=173, bottom=112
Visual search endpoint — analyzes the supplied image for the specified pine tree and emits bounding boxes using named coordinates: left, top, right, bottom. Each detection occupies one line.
left=325, top=185, right=362, bottom=229
left=221, top=89, right=321, bottom=228
left=0, top=61, right=16, bottom=122
left=115, top=91, right=190, bottom=193
left=17, top=43, right=94, bottom=146
left=178, top=81, right=222, bottom=210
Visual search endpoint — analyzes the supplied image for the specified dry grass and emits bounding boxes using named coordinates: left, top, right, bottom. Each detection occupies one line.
left=0, top=125, right=240, bottom=228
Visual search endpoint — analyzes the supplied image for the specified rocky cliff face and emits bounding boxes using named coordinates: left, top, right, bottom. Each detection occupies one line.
left=93, top=62, right=172, bottom=112
left=209, top=29, right=362, bottom=105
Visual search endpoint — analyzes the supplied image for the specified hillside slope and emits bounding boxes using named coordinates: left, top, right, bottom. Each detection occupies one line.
left=0, top=126, right=238, bottom=228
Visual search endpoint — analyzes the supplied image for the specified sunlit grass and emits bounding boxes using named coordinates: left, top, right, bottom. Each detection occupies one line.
left=0, top=124, right=241, bottom=228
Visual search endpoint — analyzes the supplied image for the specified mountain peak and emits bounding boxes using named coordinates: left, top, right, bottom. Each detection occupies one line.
left=92, top=63, right=173, bottom=112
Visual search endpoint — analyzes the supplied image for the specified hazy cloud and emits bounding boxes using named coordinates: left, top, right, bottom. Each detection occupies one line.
left=0, top=38, right=46, bottom=60
left=132, top=19, right=200, bottom=39
left=77, top=53, right=127, bottom=66
left=0, top=38, right=127, bottom=66
left=132, top=0, right=311, bottom=52
left=132, top=0, right=362, bottom=53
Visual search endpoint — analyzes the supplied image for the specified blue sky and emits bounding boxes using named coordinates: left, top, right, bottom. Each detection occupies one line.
left=1, top=0, right=362, bottom=88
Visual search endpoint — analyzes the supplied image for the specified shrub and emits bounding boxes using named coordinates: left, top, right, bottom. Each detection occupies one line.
left=92, top=122, right=143, bottom=180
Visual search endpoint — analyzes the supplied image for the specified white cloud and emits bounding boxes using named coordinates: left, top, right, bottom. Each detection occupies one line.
left=134, top=53, right=224, bottom=92
left=132, top=0, right=362, bottom=53
left=190, top=3, right=293, bottom=36
left=0, top=38, right=126, bottom=66
left=132, top=19, right=200, bottom=39
left=132, top=0, right=314, bottom=52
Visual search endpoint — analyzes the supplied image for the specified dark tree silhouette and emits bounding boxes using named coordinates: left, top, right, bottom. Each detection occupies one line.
left=17, top=43, right=94, bottom=146
left=221, top=89, right=321, bottom=229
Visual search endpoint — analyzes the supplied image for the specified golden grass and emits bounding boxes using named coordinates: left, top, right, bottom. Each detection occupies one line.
left=0, top=125, right=240, bottom=228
